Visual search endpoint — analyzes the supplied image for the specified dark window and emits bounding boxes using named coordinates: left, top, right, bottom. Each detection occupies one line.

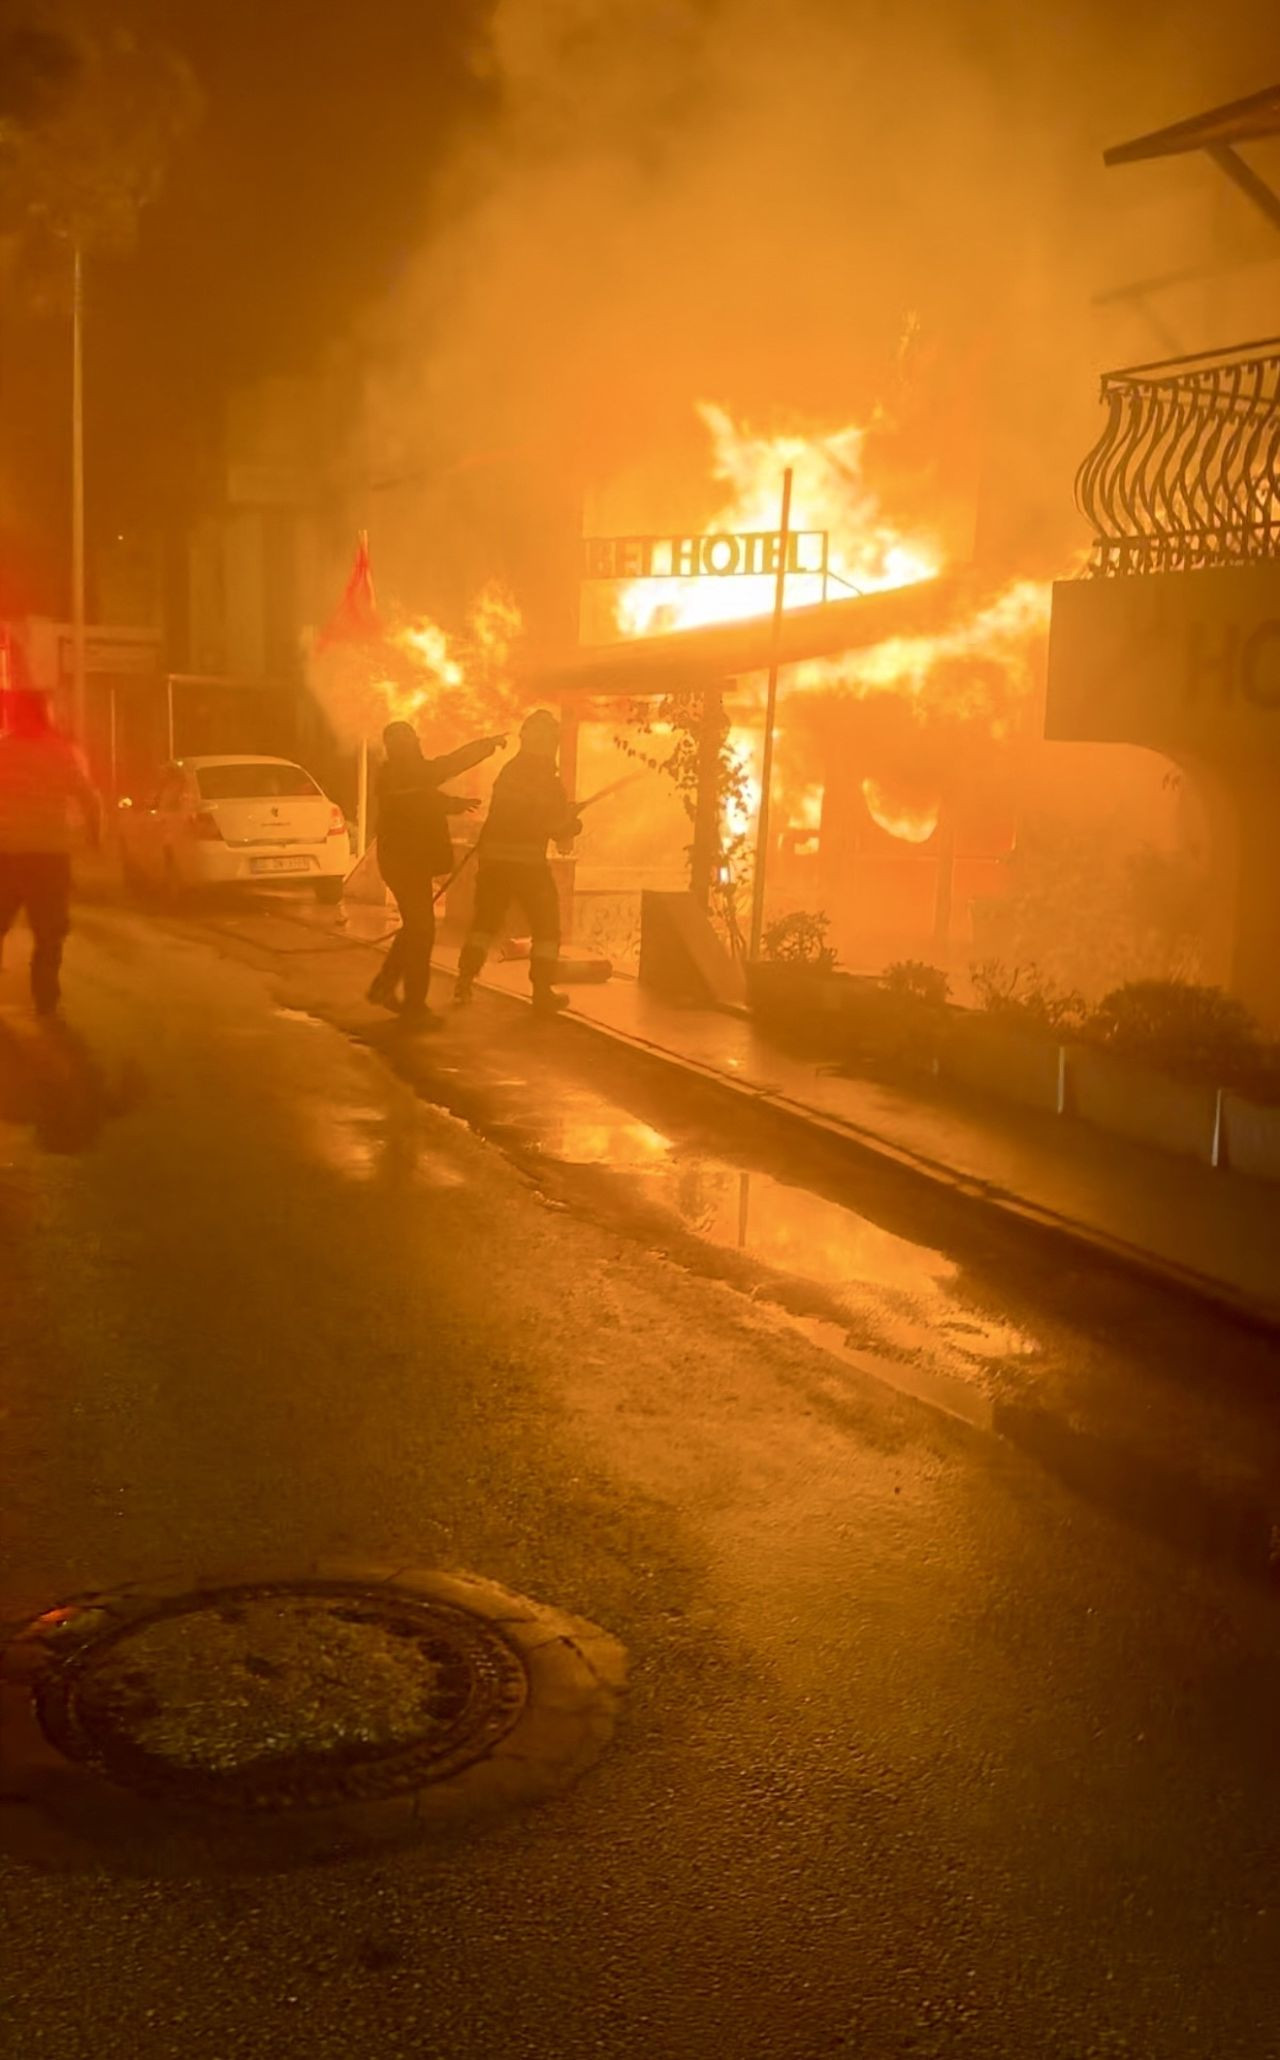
left=196, top=762, right=319, bottom=801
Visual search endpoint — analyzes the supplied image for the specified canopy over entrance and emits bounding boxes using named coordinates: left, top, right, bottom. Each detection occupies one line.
left=518, top=574, right=979, bottom=701
left=1103, top=84, right=1280, bottom=166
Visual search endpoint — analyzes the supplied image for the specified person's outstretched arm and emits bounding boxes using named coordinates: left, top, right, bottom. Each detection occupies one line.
left=424, top=734, right=506, bottom=786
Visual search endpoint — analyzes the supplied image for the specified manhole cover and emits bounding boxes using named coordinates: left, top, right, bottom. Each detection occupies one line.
left=34, top=1580, right=528, bottom=1811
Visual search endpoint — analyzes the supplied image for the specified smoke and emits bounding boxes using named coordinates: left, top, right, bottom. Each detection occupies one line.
left=353, top=0, right=1279, bottom=630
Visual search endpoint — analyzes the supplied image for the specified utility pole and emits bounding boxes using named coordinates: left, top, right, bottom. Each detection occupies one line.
left=748, top=467, right=793, bottom=961
left=71, top=241, right=87, bottom=744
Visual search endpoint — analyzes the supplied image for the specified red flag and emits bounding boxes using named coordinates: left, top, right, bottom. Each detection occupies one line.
left=316, top=530, right=382, bottom=650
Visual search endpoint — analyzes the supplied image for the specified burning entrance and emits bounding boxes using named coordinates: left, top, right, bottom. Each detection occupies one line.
left=543, top=403, right=1052, bottom=981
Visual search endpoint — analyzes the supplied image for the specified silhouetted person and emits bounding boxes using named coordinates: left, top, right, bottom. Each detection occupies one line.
left=455, top=708, right=581, bottom=1015
left=368, top=720, right=505, bottom=1031
left=0, top=683, right=100, bottom=1018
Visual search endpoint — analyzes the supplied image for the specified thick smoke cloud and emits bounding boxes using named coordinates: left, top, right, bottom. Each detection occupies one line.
left=356, top=0, right=1279, bottom=630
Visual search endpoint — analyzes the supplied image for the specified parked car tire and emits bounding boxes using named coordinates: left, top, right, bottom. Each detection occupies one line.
left=314, top=877, right=345, bottom=905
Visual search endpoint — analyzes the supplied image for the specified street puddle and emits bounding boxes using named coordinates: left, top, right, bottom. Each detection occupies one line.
left=520, top=1084, right=1037, bottom=1396
left=300, top=1098, right=466, bottom=1190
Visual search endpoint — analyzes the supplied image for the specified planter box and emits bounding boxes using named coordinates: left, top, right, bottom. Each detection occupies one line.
left=942, top=1015, right=1063, bottom=1114
left=841, top=991, right=947, bottom=1077
left=746, top=966, right=945, bottom=1074
left=746, top=963, right=869, bottom=1015
left=1222, top=1092, right=1280, bottom=1184
left=746, top=965, right=877, bottom=1057
left=1067, top=1045, right=1219, bottom=1164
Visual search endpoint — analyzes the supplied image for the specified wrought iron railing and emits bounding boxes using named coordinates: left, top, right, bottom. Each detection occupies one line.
left=1075, top=337, right=1280, bottom=575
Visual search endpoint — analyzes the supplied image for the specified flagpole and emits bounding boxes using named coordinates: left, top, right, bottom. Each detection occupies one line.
left=357, top=736, right=369, bottom=859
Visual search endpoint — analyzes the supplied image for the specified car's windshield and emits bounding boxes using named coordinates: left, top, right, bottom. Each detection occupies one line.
left=195, top=763, right=320, bottom=801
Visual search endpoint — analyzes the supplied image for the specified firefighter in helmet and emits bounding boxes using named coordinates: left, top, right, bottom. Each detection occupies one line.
left=368, top=720, right=505, bottom=1030
left=455, top=708, right=581, bottom=1014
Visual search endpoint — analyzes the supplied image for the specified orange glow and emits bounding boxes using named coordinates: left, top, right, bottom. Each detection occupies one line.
left=312, top=579, right=525, bottom=745
left=861, top=778, right=940, bottom=844
left=613, top=405, right=1052, bottom=748
left=793, top=784, right=823, bottom=831
left=724, top=728, right=762, bottom=842
left=617, top=403, right=941, bottom=639
left=787, top=575, right=1051, bottom=721
left=787, top=782, right=825, bottom=853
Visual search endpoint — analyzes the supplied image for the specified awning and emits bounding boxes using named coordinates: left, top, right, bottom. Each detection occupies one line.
left=520, top=573, right=984, bottom=701
left=1104, top=84, right=1280, bottom=166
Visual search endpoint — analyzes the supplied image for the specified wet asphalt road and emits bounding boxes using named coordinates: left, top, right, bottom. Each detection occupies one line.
left=3, top=895, right=1280, bottom=2060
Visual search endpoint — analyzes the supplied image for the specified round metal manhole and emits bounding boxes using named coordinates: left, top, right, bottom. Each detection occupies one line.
left=33, top=1580, right=529, bottom=1812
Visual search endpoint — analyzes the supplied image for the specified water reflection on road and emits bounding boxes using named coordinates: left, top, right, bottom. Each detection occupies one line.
left=460, top=1071, right=1039, bottom=1405
left=202, top=891, right=1042, bottom=1410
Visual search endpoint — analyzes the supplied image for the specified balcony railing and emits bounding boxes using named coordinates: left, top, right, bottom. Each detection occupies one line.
left=1075, top=337, right=1280, bottom=576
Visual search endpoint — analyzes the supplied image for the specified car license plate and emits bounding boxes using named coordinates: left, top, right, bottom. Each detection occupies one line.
left=251, top=856, right=310, bottom=874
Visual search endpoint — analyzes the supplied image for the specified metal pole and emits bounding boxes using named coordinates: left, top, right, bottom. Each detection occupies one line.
left=558, top=698, right=580, bottom=943
left=71, top=243, right=87, bottom=747
left=108, top=685, right=118, bottom=804
left=748, top=467, right=793, bottom=961
left=166, top=674, right=175, bottom=757
left=691, top=682, right=723, bottom=912
left=357, top=736, right=369, bottom=858
left=931, top=805, right=956, bottom=958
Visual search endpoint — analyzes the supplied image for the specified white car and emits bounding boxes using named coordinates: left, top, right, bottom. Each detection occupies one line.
left=119, top=755, right=350, bottom=902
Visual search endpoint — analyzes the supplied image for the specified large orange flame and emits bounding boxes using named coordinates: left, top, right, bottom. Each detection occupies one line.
left=617, top=403, right=941, bottom=639
left=608, top=405, right=1055, bottom=860
left=861, top=778, right=940, bottom=844
left=378, top=580, right=523, bottom=734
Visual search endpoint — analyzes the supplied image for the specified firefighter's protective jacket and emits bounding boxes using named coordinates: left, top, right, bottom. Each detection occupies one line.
left=375, top=737, right=495, bottom=878
left=479, top=753, right=578, bottom=865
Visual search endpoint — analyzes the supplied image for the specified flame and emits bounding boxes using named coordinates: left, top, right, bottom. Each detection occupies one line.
left=724, top=729, right=761, bottom=843
left=613, top=403, right=1051, bottom=744
left=793, top=783, right=823, bottom=831
left=789, top=782, right=824, bottom=853
left=787, top=575, right=1051, bottom=722
left=312, top=579, right=525, bottom=747
left=617, top=403, right=941, bottom=639
left=861, top=778, right=940, bottom=844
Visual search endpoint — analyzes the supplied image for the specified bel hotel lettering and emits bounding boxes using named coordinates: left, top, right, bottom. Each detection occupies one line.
left=582, top=532, right=829, bottom=581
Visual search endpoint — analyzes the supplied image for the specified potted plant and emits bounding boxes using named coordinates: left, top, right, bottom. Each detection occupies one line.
left=846, top=959, right=952, bottom=1078
left=746, top=911, right=856, bottom=1053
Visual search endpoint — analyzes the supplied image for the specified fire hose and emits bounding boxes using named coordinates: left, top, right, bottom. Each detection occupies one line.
left=429, top=768, right=645, bottom=908
left=346, top=768, right=647, bottom=945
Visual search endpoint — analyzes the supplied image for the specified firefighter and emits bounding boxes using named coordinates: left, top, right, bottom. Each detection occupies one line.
left=454, top=708, right=582, bottom=1014
left=0, top=678, right=100, bottom=1018
left=368, top=719, right=505, bottom=1030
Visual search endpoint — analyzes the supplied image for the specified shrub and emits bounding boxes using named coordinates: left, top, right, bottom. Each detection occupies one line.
left=761, top=910, right=836, bottom=969
left=970, top=959, right=1088, bottom=1034
left=1084, top=980, right=1262, bottom=1082
left=883, top=960, right=949, bottom=1007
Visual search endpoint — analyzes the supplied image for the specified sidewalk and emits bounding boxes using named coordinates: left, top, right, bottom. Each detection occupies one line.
left=422, top=934, right=1280, bottom=1333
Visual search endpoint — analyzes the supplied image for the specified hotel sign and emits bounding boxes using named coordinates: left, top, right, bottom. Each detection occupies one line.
left=581, top=531, right=829, bottom=580
left=1046, top=561, right=1280, bottom=762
